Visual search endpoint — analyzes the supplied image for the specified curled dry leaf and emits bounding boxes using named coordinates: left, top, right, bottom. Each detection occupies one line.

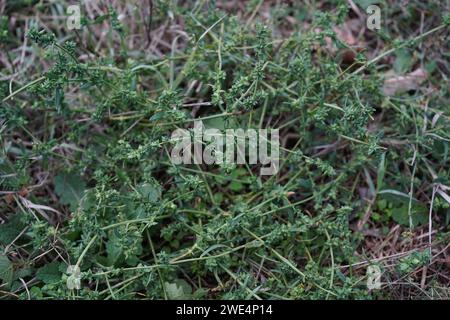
left=383, top=68, right=428, bottom=96
left=328, top=19, right=364, bottom=64
left=333, top=20, right=359, bottom=46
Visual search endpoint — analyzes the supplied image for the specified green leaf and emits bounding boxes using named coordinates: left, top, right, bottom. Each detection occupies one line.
left=0, top=253, right=13, bottom=286
left=36, top=262, right=62, bottom=284
left=376, top=153, right=386, bottom=193
left=106, top=234, right=122, bottom=266
left=203, top=117, right=226, bottom=130
left=203, top=117, right=239, bottom=130
left=378, top=189, right=420, bottom=204
left=55, top=86, right=64, bottom=113
left=192, top=288, right=208, bottom=299
left=391, top=205, right=428, bottom=227
left=0, top=213, right=26, bottom=245
left=54, top=172, right=86, bottom=210
left=137, top=182, right=161, bottom=203
left=394, top=49, right=413, bottom=73
left=230, top=180, right=244, bottom=191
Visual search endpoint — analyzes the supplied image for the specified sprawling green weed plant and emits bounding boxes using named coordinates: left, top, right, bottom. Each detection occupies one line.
left=0, top=1, right=448, bottom=299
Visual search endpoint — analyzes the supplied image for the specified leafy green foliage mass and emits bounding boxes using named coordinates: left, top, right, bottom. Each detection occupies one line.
left=0, top=1, right=449, bottom=300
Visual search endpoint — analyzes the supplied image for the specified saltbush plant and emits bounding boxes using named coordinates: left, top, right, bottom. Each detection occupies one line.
left=0, top=1, right=449, bottom=300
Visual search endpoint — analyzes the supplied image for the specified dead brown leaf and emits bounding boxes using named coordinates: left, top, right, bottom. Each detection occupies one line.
left=382, top=68, right=428, bottom=96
